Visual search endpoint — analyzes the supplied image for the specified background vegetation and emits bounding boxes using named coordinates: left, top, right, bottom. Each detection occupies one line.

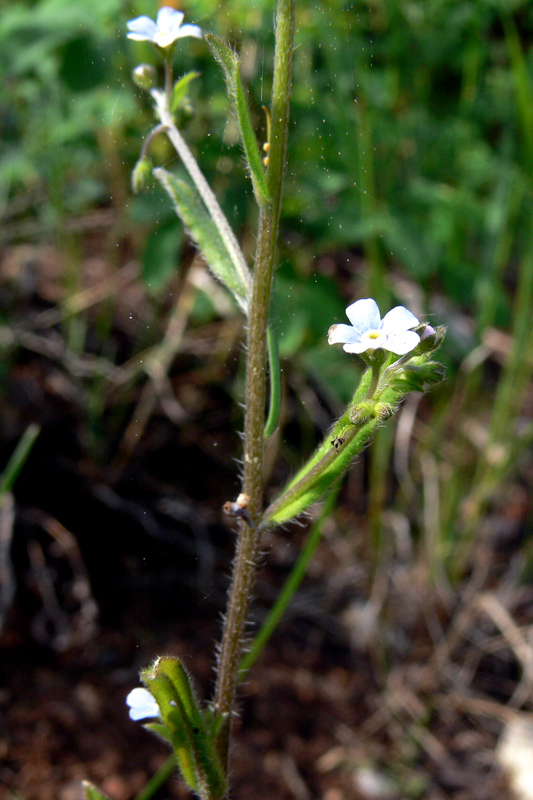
left=2, top=0, right=533, bottom=797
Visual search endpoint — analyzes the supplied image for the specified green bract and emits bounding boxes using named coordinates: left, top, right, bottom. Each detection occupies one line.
left=141, top=657, right=227, bottom=800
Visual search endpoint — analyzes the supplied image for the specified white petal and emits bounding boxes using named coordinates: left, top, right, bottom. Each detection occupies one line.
left=176, top=23, right=203, bottom=39
left=380, top=305, right=419, bottom=335
left=384, top=330, right=420, bottom=355
left=126, top=687, right=160, bottom=721
left=345, top=298, right=381, bottom=334
left=127, top=16, right=158, bottom=40
left=343, top=341, right=371, bottom=354
left=328, top=323, right=362, bottom=346
left=156, top=7, right=184, bottom=31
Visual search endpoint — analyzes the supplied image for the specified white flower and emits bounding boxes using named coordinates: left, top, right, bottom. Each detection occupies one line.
left=126, top=687, right=160, bottom=721
left=127, top=7, right=202, bottom=49
left=328, top=298, right=420, bottom=355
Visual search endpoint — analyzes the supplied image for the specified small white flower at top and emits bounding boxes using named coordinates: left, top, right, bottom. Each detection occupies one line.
left=127, top=7, right=202, bottom=49
left=126, top=687, right=160, bottom=721
left=328, top=298, right=420, bottom=356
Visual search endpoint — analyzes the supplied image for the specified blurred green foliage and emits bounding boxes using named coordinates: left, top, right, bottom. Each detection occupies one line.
left=3, top=0, right=533, bottom=327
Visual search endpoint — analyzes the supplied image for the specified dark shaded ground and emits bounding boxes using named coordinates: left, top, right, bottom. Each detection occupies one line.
left=0, top=241, right=530, bottom=800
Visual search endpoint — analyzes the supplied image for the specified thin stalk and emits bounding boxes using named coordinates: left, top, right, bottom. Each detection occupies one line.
left=212, top=0, right=295, bottom=772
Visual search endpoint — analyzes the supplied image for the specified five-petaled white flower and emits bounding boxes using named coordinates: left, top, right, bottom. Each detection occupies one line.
left=328, top=298, right=420, bottom=355
left=127, top=7, right=202, bottom=49
left=126, top=687, right=160, bottom=721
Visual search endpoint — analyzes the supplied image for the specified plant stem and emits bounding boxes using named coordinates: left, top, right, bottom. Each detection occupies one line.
left=212, top=0, right=295, bottom=773
left=366, top=363, right=381, bottom=398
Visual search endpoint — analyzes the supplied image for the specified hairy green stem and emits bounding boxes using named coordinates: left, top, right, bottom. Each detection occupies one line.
left=212, top=0, right=295, bottom=774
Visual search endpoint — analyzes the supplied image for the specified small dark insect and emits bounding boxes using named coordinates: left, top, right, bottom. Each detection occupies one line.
left=331, top=436, right=345, bottom=450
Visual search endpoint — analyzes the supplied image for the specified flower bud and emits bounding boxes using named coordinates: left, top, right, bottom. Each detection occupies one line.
left=349, top=400, right=395, bottom=425
left=413, top=324, right=446, bottom=353
left=131, top=156, right=153, bottom=194
left=132, top=64, right=157, bottom=90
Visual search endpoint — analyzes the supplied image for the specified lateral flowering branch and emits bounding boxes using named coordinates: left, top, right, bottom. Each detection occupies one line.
left=261, top=298, right=445, bottom=528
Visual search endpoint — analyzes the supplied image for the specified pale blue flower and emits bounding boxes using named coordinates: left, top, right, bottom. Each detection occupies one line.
left=126, top=687, right=160, bottom=721
left=127, top=7, right=202, bottom=49
left=328, top=298, right=420, bottom=355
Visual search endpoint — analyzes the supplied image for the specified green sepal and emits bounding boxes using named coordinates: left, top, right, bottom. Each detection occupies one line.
left=82, top=782, right=112, bottom=800
left=153, top=167, right=249, bottom=312
left=206, top=34, right=270, bottom=207
left=170, top=71, right=200, bottom=114
left=142, top=657, right=227, bottom=800
left=393, top=361, right=446, bottom=392
left=145, top=721, right=173, bottom=745
left=142, top=674, right=200, bottom=793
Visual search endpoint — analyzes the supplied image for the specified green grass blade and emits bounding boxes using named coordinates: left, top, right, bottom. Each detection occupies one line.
left=239, top=484, right=340, bottom=681
left=133, top=757, right=177, bottom=800
left=0, top=423, right=40, bottom=501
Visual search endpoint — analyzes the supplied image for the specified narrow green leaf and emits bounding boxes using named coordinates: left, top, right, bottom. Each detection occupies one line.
left=239, top=484, right=340, bottom=681
left=0, top=423, right=40, bottom=501
left=264, top=323, right=282, bottom=437
left=133, top=756, right=177, bottom=800
left=206, top=34, right=270, bottom=206
left=154, top=167, right=249, bottom=312
left=82, top=782, right=112, bottom=800
left=170, top=71, right=200, bottom=114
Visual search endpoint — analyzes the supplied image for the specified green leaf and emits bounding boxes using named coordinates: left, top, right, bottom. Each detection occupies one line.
left=82, top=782, right=112, bottom=800
left=142, top=657, right=227, bottom=800
left=154, top=168, right=249, bottom=311
left=170, top=71, right=200, bottom=114
left=264, top=323, right=282, bottom=437
left=206, top=34, right=270, bottom=207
